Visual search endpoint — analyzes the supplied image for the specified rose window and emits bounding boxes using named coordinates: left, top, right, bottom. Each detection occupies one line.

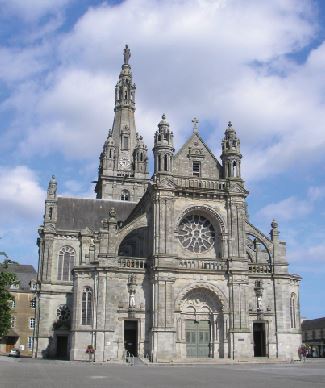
left=178, top=214, right=215, bottom=253
left=57, top=304, right=71, bottom=321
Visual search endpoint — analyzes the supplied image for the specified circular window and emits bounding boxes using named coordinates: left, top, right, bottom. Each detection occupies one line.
left=178, top=214, right=215, bottom=253
left=56, top=304, right=71, bottom=321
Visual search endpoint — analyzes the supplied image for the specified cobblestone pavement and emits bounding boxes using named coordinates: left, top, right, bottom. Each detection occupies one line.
left=1, top=357, right=325, bottom=388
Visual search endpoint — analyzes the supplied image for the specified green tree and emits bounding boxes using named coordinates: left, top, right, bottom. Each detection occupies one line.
left=0, top=261, right=17, bottom=338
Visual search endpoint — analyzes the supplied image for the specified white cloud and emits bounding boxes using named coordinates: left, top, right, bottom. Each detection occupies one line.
left=0, top=0, right=324, bottom=182
left=307, top=185, right=325, bottom=201
left=0, top=165, right=45, bottom=220
left=257, top=196, right=313, bottom=222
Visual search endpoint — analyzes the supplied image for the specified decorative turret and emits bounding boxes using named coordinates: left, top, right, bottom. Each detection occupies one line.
left=47, top=175, right=57, bottom=199
left=221, top=121, right=242, bottom=179
left=95, top=45, right=149, bottom=200
left=134, top=133, right=148, bottom=177
left=153, top=114, right=175, bottom=175
left=98, top=129, right=116, bottom=178
left=45, top=175, right=57, bottom=223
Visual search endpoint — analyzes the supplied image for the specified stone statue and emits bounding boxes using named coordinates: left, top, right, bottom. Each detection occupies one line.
left=129, top=289, right=136, bottom=308
left=257, top=295, right=262, bottom=310
left=109, top=208, right=116, bottom=220
left=123, top=45, right=131, bottom=65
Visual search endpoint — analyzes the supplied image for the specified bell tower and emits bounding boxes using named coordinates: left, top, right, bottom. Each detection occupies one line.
left=95, top=45, right=149, bottom=201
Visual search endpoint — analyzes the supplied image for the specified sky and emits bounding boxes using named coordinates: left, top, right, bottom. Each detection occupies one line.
left=0, top=0, right=325, bottom=319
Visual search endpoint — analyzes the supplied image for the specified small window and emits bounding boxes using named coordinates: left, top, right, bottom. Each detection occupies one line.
left=123, top=136, right=129, bottom=150
left=11, top=298, right=15, bottom=309
left=193, top=161, right=201, bottom=177
left=28, top=336, right=33, bottom=350
left=11, top=316, right=16, bottom=328
left=30, top=298, right=36, bottom=309
left=49, top=207, right=53, bottom=220
left=121, top=189, right=130, bottom=201
left=29, top=318, right=35, bottom=329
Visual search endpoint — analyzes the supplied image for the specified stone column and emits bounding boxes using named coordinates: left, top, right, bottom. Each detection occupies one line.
left=151, top=274, right=176, bottom=362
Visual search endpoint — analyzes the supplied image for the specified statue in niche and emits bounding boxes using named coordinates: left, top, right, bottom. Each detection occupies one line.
left=129, top=289, right=136, bottom=308
left=257, top=295, right=262, bottom=311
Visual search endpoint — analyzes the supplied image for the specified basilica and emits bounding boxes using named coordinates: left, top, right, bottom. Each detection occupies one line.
left=33, top=46, right=301, bottom=362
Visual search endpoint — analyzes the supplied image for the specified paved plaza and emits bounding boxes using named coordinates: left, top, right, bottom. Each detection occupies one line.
left=1, top=357, right=325, bottom=388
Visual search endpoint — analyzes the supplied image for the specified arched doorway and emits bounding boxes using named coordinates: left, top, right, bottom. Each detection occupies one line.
left=177, top=287, right=225, bottom=358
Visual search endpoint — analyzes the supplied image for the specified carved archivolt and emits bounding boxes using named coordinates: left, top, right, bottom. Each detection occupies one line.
left=175, top=282, right=229, bottom=311
left=176, top=205, right=227, bottom=235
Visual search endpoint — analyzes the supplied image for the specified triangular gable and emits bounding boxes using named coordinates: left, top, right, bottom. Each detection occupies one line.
left=173, top=132, right=222, bottom=179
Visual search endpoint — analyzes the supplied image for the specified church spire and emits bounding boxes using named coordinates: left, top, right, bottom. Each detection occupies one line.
left=114, top=45, right=136, bottom=113
left=95, top=45, right=149, bottom=200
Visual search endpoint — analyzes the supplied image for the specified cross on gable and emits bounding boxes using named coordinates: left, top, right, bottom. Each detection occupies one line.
left=192, top=117, right=199, bottom=133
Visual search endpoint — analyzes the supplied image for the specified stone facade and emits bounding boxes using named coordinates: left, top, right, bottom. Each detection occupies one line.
left=33, top=46, right=302, bottom=362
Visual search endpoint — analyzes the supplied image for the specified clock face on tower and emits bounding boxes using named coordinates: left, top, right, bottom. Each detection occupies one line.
left=119, top=152, right=131, bottom=170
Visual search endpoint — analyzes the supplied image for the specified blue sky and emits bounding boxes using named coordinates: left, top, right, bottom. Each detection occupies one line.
left=0, top=0, right=325, bottom=319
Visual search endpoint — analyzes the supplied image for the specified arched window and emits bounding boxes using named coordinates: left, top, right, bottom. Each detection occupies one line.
left=57, top=246, right=75, bottom=281
left=233, top=161, right=237, bottom=177
left=121, top=189, right=130, bottom=201
left=81, top=287, right=92, bottom=325
left=290, top=293, right=297, bottom=329
left=164, top=154, right=168, bottom=171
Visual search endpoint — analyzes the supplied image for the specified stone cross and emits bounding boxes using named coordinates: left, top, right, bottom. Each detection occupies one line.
left=123, top=45, right=131, bottom=65
left=192, top=117, right=199, bottom=133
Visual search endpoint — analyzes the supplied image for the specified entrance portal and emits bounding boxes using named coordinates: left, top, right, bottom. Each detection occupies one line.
left=124, top=320, right=137, bottom=356
left=56, top=335, right=68, bottom=359
left=186, top=320, right=210, bottom=358
left=253, top=322, right=266, bottom=357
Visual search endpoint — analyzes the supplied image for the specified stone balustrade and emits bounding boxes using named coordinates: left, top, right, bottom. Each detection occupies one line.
left=173, top=176, right=226, bottom=191
left=248, top=264, right=271, bottom=273
left=118, top=257, right=147, bottom=269
left=179, top=259, right=225, bottom=271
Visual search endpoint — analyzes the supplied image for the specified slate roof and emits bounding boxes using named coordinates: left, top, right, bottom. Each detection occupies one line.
left=2, top=263, right=36, bottom=291
left=56, top=197, right=137, bottom=231
left=302, top=317, right=325, bottom=330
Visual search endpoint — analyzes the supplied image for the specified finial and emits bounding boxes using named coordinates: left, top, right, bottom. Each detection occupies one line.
left=158, top=113, right=169, bottom=127
left=123, top=44, right=131, bottom=65
left=192, top=117, right=199, bottom=133
left=47, top=175, right=57, bottom=198
left=271, top=219, right=278, bottom=229
left=228, top=121, right=232, bottom=128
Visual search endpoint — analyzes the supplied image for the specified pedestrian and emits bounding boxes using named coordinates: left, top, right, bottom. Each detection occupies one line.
left=301, top=346, right=307, bottom=362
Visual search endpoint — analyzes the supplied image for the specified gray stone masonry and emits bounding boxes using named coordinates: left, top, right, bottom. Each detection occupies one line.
left=33, top=46, right=301, bottom=363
